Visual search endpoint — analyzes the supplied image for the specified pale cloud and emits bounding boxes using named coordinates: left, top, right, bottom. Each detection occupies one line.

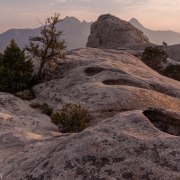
left=0, top=0, right=180, bottom=33
left=56, top=0, right=67, bottom=2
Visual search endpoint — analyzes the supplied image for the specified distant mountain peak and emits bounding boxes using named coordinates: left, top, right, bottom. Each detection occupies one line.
left=129, top=18, right=145, bottom=29
left=0, top=16, right=92, bottom=53
left=129, top=18, right=139, bottom=22
left=129, top=17, right=180, bottom=45
left=63, top=16, right=81, bottom=24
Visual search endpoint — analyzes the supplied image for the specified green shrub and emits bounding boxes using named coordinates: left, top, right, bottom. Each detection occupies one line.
left=30, top=102, right=53, bottom=116
left=39, top=103, right=53, bottom=116
left=15, top=89, right=34, bottom=100
left=0, top=39, right=34, bottom=93
left=141, top=46, right=168, bottom=72
left=51, top=103, right=92, bottom=133
left=161, top=65, right=180, bottom=81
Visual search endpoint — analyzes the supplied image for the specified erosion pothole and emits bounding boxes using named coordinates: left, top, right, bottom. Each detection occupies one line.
left=143, top=109, right=180, bottom=136
left=85, top=67, right=104, bottom=76
left=103, top=79, right=147, bottom=89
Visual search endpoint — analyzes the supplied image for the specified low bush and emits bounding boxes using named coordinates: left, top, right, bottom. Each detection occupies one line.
left=51, top=103, right=91, bottom=133
left=40, top=103, right=53, bottom=116
left=15, top=90, right=34, bottom=100
left=161, top=65, right=180, bottom=81
left=30, top=102, right=41, bottom=108
left=30, top=102, right=53, bottom=116
left=141, top=46, right=168, bottom=72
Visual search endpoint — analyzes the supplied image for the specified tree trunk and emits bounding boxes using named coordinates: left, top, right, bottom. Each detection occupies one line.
left=37, top=60, right=45, bottom=80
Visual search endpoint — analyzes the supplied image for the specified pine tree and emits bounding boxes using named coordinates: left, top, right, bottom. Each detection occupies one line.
left=25, top=13, right=66, bottom=82
left=0, top=39, right=34, bottom=93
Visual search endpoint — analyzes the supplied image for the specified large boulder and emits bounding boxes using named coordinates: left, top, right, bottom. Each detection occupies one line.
left=86, top=14, right=150, bottom=48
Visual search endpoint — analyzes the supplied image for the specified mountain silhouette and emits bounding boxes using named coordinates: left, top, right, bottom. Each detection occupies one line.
left=0, top=16, right=92, bottom=53
left=1, top=16, right=180, bottom=53
left=129, top=18, right=180, bottom=45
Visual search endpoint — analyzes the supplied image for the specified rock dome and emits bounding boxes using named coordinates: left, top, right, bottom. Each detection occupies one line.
left=86, top=14, right=149, bottom=48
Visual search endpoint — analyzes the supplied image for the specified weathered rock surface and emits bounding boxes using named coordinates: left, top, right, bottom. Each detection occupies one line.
left=0, top=93, right=58, bottom=161
left=32, top=48, right=180, bottom=124
left=86, top=14, right=149, bottom=49
left=1, top=109, right=180, bottom=180
left=1, top=48, right=180, bottom=179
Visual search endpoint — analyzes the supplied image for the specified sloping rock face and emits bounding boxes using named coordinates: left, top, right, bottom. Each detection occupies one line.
left=32, top=48, right=180, bottom=123
left=86, top=14, right=149, bottom=48
left=0, top=93, right=58, bottom=161
left=1, top=48, right=180, bottom=179
left=1, top=109, right=180, bottom=180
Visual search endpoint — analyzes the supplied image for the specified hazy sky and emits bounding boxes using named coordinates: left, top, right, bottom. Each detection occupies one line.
left=1, top=0, right=180, bottom=33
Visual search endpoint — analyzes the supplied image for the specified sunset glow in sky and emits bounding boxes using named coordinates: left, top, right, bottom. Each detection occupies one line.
left=1, top=0, right=180, bottom=33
